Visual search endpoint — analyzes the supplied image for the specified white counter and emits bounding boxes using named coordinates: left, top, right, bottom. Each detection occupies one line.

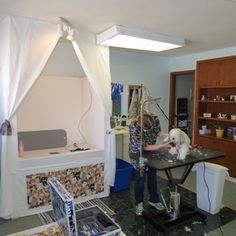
left=11, top=148, right=108, bottom=218
left=115, top=127, right=130, bottom=163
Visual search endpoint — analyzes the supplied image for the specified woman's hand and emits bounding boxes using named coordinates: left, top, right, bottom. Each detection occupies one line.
left=161, top=142, right=172, bottom=149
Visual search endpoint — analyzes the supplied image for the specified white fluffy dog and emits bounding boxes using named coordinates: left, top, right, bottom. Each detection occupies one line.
left=165, top=128, right=191, bottom=160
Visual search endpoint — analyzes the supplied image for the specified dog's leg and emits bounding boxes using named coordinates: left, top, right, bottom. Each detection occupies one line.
left=178, top=145, right=189, bottom=160
left=169, top=147, right=177, bottom=155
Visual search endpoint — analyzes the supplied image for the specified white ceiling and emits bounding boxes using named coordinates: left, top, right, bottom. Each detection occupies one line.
left=1, top=0, right=236, bottom=56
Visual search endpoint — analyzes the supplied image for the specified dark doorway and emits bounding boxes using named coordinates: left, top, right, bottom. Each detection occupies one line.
left=168, top=70, right=195, bottom=140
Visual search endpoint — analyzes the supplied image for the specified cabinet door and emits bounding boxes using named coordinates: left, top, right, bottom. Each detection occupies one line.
left=196, top=136, right=235, bottom=177
left=197, top=61, right=219, bottom=88
left=218, top=58, right=236, bottom=87
left=197, top=56, right=236, bottom=88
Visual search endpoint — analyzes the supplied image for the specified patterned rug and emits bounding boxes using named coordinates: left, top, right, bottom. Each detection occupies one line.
left=38, top=198, right=115, bottom=225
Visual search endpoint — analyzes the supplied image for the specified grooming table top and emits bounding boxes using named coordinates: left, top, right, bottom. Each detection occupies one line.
left=142, top=148, right=224, bottom=171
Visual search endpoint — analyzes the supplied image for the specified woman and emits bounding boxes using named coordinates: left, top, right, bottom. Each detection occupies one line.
left=129, top=113, right=171, bottom=215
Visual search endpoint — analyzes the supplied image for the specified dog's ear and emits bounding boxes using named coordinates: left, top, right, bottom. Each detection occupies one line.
left=180, top=131, right=190, bottom=145
left=185, top=133, right=191, bottom=145
left=179, top=131, right=186, bottom=144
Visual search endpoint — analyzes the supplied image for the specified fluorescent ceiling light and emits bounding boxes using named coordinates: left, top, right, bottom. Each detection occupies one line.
left=97, top=25, right=185, bottom=52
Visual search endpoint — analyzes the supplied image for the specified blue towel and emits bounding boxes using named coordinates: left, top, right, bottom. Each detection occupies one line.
left=111, top=83, right=123, bottom=100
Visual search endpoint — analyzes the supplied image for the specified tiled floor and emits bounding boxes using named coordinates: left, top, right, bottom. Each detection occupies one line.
left=1, top=175, right=236, bottom=236
left=101, top=175, right=236, bottom=236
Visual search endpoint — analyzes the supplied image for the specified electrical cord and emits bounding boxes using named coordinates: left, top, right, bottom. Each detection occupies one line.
left=77, top=82, right=93, bottom=144
left=203, top=162, right=224, bottom=236
left=156, top=103, right=169, bottom=122
left=203, top=162, right=211, bottom=213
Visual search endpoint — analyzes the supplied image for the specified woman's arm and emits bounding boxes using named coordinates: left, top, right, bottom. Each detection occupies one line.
left=143, top=142, right=171, bottom=151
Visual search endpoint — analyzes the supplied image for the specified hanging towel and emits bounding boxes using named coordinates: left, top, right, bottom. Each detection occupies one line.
left=111, top=83, right=123, bottom=100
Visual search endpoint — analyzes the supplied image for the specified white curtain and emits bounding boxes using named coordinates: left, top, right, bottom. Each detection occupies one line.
left=72, top=30, right=116, bottom=186
left=0, top=15, right=115, bottom=218
left=0, top=15, right=60, bottom=218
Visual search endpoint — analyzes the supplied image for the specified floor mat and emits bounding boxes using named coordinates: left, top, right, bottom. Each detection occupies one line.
left=38, top=198, right=115, bottom=225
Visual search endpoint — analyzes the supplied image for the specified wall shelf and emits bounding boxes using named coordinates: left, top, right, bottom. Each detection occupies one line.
left=199, top=100, right=236, bottom=104
left=198, top=117, right=236, bottom=124
left=198, top=134, right=236, bottom=143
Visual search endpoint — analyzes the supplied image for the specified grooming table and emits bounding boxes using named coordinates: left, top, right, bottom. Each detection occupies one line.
left=141, top=148, right=224, bottom=235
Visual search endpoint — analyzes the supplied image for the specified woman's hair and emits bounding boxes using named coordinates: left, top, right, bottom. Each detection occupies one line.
left=130, top=113, right=156, bottom=130
left=143, top=113, right=155, bottom=130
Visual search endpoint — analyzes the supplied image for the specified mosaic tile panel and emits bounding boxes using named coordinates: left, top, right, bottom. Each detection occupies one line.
left=26, top=163, right=104, bottom=208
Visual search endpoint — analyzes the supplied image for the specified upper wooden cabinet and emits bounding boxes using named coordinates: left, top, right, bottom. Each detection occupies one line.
left=197, top=56, right=236, bottom=88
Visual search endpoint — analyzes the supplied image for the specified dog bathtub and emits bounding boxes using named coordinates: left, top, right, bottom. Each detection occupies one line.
left=21, top=145, right=95, bottom=159
left=17, top=129, right=104, bottom=168
left=13, top=130, right=106, bottom=217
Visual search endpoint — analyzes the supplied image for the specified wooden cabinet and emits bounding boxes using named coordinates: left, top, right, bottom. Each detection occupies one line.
left=197, top=56, right=236, bottom=88
left=196, top=136, right=235, bottom=176
left=194, top=56, right=236, bottom=177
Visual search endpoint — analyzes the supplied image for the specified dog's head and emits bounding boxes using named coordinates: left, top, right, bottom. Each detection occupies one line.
left=168, top=128, right=190, bottom=146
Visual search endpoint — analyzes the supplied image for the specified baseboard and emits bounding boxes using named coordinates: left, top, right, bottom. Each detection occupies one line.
left=226, top=176, right=236, bottom=183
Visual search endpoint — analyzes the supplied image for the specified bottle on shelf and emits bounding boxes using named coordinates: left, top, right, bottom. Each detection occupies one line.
left=19, top=140, right=24, bottom=157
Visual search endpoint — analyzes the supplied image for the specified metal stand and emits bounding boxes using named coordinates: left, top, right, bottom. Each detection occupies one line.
left=160, top=186, right=180, bottom=220
left=142, top=165, right=208, bottom=235
left=142, top=202, right=206, bottom=235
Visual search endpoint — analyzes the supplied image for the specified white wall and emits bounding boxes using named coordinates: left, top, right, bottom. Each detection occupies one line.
left=16, top=40, right=104, bottom=149
left=17, top=76, right=104, bottom=149
left=110, top=48, right=170, bottom=130
left=169, top=46, right=236, bottom=72
left=41, top=41, right=85, bottom=77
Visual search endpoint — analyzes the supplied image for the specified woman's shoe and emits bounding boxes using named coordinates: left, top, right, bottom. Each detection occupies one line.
left=135, top=202, right=144, bottom=215
left=148, top=201, right=165, bottom=211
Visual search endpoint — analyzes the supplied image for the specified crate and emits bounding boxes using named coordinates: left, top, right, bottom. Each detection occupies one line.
left=112, top=159, right=133, bottom=192
left=76, top=205, right=121, bottom=236
left=48, top=177, right=77, bottom=236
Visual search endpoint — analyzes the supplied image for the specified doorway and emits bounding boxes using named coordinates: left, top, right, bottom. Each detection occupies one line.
left=168, top=70, right=195, bottom=140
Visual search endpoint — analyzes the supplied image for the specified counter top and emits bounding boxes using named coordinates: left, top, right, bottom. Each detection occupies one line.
left=115, top=126, right=129, bottom=135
